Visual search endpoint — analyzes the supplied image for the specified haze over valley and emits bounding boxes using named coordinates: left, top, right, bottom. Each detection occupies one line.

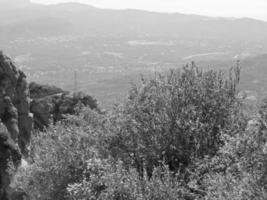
left=1, top=0, right=267, bottom=106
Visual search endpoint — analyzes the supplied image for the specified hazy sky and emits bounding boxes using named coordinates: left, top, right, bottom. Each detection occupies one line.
left=32, top=0, right=267, bottom=21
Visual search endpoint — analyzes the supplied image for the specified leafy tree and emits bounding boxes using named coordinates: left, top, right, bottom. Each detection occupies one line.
left=202, top=98, right=267, bottom=200
left=107, top=64, right=241, bottom=176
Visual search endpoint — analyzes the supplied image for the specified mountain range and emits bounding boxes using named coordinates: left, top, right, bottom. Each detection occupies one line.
left=1, top=0, right=267, bottom=41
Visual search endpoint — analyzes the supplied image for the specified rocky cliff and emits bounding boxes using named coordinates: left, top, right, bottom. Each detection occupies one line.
left=0, top=51, right=32, bottom=199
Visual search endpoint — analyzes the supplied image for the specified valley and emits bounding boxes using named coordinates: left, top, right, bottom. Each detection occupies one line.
left=1, top=0, right=267, bottom=107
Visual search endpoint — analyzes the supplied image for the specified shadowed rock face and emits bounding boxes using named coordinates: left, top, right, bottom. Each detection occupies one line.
left=0, top=51, right=32, bottom=199
left=0, top=51, right=33, bottom=156
left=0, top=124, right=21, bottom=200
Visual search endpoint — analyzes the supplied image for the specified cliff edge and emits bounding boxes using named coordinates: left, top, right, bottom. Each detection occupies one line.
left=0, top=51, right=32, bottom=199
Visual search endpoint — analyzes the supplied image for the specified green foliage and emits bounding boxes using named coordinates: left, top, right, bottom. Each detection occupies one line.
left=67, top=159, right=194, bottom=200
left=73, top=91, right=98, bottom=110
left=13, top=111, right=100, bottom=200
left=29, top=82, right=64, bottom=98
left=201, top=99, right=267, bottom=200
left=107, top=64, right=241, bottom=175
left=13, top=65, right=267, bottom=200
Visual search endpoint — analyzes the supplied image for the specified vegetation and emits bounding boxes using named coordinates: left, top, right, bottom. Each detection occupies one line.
left=29, top=82, right=65, bottom=98
left=106, top=64, right=241, bottom=176
left=12, top=64, right=267, bottom=200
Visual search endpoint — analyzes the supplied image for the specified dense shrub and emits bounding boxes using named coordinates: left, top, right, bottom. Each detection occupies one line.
left=13, top=64, right=267, bottom=200
left=12, top=108, right=196, bottom=200
left=201, top=99, right=267, bottom=200
left=106, top=64, right=241, bottom=175
left=67, top=159, right=195, bottom=200
left=29, top=82, right=65, bottom=98
left=12, top=110, right=102, bottom=200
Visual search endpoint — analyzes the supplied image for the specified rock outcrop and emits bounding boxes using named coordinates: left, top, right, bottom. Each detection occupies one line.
left=0, top=51, right=32, bottom=199
left=0, top=51, right=97, bottom=198
left=29, top=83, right=98, bottom=130
left=0, top=51, right=33, bottom=156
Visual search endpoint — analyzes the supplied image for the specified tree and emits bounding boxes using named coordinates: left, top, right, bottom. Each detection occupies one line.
left=107, top=64, right=241, bottom=176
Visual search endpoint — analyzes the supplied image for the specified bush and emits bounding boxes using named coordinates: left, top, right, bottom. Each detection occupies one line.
left=29, top=82, right=65, bottom=98
left=13, top=111, right=100, bottom=200
left=202, top=98, right=267, bottom=200
left=15, top=64, right=267, bottom=200
left=67, top=159, right=195, bottom=200
left=106, top=64, right=241, bottom=175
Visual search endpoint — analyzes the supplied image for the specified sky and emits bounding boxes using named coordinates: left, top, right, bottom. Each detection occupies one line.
left=31, top=0, right=267, bottom=21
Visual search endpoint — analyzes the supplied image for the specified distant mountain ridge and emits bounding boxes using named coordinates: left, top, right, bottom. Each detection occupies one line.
left=0, top=1, right=267, bottom=41
left=0, top=0, right=31, bottom=8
